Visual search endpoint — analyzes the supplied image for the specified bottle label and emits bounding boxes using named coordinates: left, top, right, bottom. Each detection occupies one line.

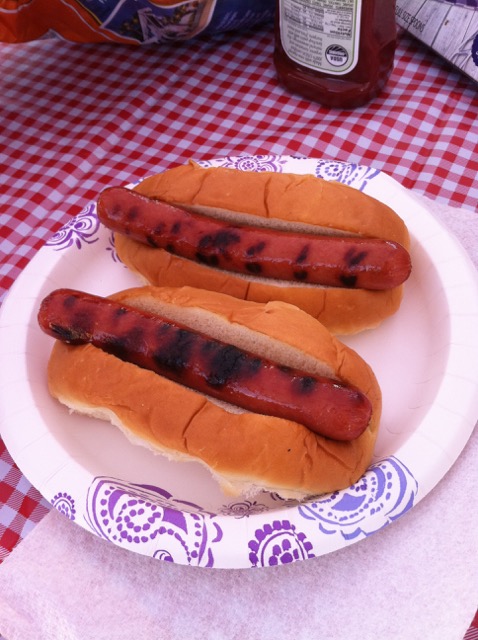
left=279, top=0, right=362, bottom=75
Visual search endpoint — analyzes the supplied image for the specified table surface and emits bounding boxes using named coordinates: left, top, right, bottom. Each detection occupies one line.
left=1, top=22, right=477, bottom=637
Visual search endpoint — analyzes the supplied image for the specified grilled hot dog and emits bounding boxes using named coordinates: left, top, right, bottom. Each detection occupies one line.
left=39, top=288, right=372, bottom=441
left=102, top=162, right=412, bottom=334
left=39, top=285, right=382, bottom=498
left=98, top=187, right=411, bottom=291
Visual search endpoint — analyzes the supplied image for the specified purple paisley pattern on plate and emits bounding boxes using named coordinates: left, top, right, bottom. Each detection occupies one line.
left=198, top=154, right=289, bottom=173
left=315, top=159, right=380, bottom=191
left=248, top=520, right=315, bottom=567
left=298, top=457, right=418, bottom=541
left=46, top=203, right=100, bottom=250
left=51, top=492, right=76, bottom=520
left=219, top=499, right=270, bottom=518
left=105, top=231, right=123, bottom=264
left=84, top=476, right=222, bottom=567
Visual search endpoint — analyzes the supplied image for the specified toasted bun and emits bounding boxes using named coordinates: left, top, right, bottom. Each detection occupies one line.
left=134, top=162, right=409, bottom=246
left=47, top=286, right=382, bottom=499
left=112, top=162, right=410, bottom=334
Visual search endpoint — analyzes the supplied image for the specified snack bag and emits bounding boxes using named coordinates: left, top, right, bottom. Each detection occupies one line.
left=0, top=0, right=274, bottom=44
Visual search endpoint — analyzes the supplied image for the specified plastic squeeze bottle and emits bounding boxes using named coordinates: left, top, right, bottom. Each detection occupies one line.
left=274, top=0, right=397, bottom=108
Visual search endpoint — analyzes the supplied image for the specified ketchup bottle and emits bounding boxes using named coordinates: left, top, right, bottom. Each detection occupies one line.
left=274, top=0, right=397, bottom=109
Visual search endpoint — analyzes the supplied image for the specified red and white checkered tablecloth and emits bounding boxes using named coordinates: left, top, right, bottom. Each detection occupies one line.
left=1, top=22, right=477, bottom=636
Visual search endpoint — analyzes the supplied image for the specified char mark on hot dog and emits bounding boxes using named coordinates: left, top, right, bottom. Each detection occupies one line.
left=38, top=288, right=372, bottom=441
left=97, top=187, right=411, bottom=291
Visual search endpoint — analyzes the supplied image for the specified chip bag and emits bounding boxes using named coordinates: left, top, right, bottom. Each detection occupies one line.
left=0, top=0, right=274, bottom=44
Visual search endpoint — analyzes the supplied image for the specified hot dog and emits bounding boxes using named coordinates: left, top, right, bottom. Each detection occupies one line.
left=39, top=288, right=372, bottom=441
left=98, top=187, right=411, bottom=291
left=99, top=162, right=412, bottom=334
left=38, top=285, right=382, bottom=499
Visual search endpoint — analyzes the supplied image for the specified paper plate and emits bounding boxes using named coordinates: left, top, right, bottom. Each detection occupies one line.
left=1, top=155, right=478, bottom=569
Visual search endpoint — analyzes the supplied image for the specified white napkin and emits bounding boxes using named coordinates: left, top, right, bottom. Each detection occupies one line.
left=0, top=194, right=477, bottom=640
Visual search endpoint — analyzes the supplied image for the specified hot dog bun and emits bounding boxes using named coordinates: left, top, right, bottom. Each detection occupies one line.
left=112, top=162, right=410, bottom=334
left=47, top=285, right=382, bottom=499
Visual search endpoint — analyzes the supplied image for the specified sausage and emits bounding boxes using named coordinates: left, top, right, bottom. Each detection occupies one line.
left=38, top=288, right=373, bottom=441
left=97, top=187, right=411, bottom=291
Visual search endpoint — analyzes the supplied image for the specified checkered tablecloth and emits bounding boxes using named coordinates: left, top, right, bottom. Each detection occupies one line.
left=1, top=21, right=477, bottom=637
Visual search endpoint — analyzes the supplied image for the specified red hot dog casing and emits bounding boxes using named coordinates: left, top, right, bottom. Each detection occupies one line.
left=107, top=162, right=411, bottom=335
left=41, top=285, right=382, bottom=499
left=97, top=187, right=411, bottom=291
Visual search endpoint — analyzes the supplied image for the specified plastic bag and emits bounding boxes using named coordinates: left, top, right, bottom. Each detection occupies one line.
left=0, top=0, right=274, bottom=44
